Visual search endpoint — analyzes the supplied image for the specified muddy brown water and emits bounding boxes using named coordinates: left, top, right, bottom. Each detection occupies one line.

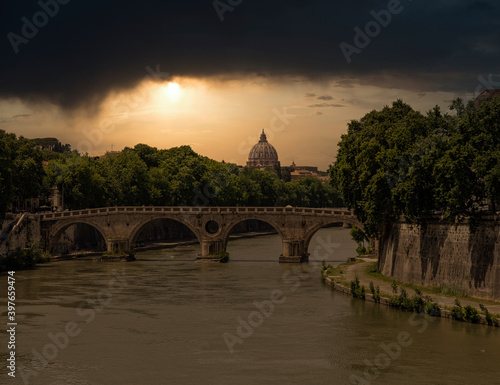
left=1, top=228, right=499, bottom=385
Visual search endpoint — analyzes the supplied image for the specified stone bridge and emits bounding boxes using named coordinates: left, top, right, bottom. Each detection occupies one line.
left=40, top=206, right=370, bottom=262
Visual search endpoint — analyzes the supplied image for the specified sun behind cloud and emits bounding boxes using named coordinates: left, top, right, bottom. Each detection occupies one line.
left=162, top=82, right=182, bottom=102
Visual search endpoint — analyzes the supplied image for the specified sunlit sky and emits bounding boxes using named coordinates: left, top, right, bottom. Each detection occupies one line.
left=0, top=77, right=459, bottom=170
left=2, top=1, right=498, bottom=170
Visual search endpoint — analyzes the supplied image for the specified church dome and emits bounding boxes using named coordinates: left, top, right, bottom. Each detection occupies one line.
left=247, top=130, right=280, bottom=168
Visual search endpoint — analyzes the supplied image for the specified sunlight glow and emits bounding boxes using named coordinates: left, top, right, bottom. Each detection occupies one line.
left=163, top=82, right=182, bottom=101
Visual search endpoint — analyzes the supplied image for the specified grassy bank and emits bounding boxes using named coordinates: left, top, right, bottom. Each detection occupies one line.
left=322, top=259, right=500, bottom=327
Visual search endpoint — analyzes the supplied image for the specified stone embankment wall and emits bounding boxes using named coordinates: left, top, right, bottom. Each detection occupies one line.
left=379, top=216, right=500, bottom=300
left=0, top=214, right=41, bottom=254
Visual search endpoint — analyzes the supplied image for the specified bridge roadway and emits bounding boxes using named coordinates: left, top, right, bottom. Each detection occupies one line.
left=40, top=206, right=369, bottom=263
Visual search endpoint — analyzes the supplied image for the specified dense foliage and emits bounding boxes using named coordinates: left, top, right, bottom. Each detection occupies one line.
left=43, top=145, right=342, bottom=209
left=0, top=132, right=342, bottom=218
left=0, top=131, right=45, bottom=220
left=331, top=98, right=500, bottom=237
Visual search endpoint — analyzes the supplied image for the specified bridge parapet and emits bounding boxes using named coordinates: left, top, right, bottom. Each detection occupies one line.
left=41, top=206, right=355, bottom=220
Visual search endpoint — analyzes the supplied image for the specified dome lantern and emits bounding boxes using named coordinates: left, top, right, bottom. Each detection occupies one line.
left=259, top=129, right=267, bottom=142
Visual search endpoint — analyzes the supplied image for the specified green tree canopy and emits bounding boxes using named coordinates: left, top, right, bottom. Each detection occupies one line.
left=0, top=131, right=45, bottom=219
left=331, top=98, right=500, bottom=237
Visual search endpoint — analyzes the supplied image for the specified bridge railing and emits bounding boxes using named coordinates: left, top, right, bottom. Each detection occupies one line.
left=41, top=206, right=354, bottom=220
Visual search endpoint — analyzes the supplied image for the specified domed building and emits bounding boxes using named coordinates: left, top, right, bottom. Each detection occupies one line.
left=247, top=129, right=281, bottom=169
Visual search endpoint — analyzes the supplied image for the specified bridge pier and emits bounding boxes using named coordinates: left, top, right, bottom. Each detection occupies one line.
left=104, top=238, right=135, bottom=261
left=279, top=239, right=309, bottom=263
left=197, top=238, right=226, bottom=262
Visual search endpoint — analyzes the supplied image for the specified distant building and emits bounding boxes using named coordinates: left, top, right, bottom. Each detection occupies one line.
left=290, top=162, right=329, bottom=183
left=10, top=197, right=41, bottom=213
left=33, top=137, right=71, bottom=152
left=244, top=130, right=328, bottom=181
left=473, top=89, right=500, bottom=108
left=102, top=150, right=121, bottom=156
left=247, top=130, right=281, bottom=169
left=98, top=149, right=122, bottom=159
left=290, top=162, right=317, bottom=173
left=42, top=161, right=63, bottom=212
left=48, top=186, right=63, bottom=212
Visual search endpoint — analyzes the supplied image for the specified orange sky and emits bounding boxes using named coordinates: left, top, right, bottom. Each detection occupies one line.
left=0, top=76, right=460, bottom=170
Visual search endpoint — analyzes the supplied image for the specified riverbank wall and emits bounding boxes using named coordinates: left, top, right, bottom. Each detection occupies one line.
left=379, top=216, right=500, bottom=301
left=0, top=214, right=41, bottom=255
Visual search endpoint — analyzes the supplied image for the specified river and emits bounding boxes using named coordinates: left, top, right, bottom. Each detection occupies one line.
left=1, top=227, right=499, bottom=385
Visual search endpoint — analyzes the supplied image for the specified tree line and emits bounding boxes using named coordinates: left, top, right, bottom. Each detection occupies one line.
left=0, top=136, right=342, bottom=220
left=331, top=97, right=500, bottom=237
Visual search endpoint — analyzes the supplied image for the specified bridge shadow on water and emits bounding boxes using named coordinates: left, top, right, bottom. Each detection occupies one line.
left=133, top=257, right=280, bottom=263
left=227, top=259, right=281, bottom=263
left=134, top=258, right=199, bottom=262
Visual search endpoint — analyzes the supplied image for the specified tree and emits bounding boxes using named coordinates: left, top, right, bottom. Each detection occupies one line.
left=0, top=131, right=15, bottom=219
left=133, top=143, right=159, bottom=168
left=331, top=97, right=500, bottom=236
left=331, top=100, right=429, bottom=236
left=350, top=226, right=367, bottom=245
left=350, top=225, right=371, bottom=255
left=11, top=137, right=45, bottom=205
left=44, top=153, right=106, bottom=210
left=0, top=131, right=45, bottom=217
left=100, top=150, right=149, bottom=206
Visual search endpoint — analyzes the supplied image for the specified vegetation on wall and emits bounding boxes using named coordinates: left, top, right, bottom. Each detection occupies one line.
left=0, top=240, right=51, bottom=272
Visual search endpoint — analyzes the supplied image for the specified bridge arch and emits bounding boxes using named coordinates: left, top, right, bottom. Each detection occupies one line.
left=48, top=219, right=108, bottom=253
left=303, top=217, right=368, bottom=260
left=221, top=216, right=284, bottom=249
left=129, top=215, right=203, bottom=249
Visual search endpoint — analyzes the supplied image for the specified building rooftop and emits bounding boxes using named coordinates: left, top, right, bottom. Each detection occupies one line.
left=473, top=89, right=500, bottom=108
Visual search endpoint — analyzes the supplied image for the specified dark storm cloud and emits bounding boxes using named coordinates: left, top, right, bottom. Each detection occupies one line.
left=468, top=1, right=496, bottom=11
left=308, top=103, right=345, bottom=108
left=334, top=80, right=357, bottom=88
left=12, top=114, right=32, bottom=119
left=0, top=113, right=32, bottom=123
left=1, top=0, right=499, bottom=109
